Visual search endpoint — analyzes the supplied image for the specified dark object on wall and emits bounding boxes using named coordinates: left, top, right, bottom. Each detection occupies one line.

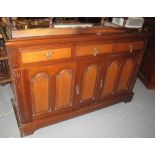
left=0, top=49, right=11, bottom=85
left=0, top=29, right=11, bottom=85
left=139, top=36, right=155, bottom=89
left=138, top=17, right=155, bottom=89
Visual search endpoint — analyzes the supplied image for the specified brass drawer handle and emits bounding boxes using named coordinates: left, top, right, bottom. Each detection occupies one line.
left=129, top=45, right=133, bottom=53
left=93, top=48, right=99, bottom=56
left=45, top=50, right=54, bottom=57
left=76, top=85, right=80, bottom=95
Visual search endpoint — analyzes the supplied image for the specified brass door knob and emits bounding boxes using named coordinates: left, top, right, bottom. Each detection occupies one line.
left=76, top=85, right=80, bottom=95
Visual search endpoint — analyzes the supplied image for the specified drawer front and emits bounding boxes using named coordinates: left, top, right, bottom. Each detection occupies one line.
left=76, top=43, right=114, bottom=57
left=21, top=47, right=72, bottom=64
left=116, top=41, right=144, bottom=52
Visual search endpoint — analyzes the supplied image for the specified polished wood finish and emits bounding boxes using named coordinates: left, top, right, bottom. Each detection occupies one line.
left=30, top=72, right=50, bottom=115
left=76, top=43, right=113, bottom=56
left=26, top=62, right=76, bottom=120
left=116, top=41, right=144, bottom=52
left=81, top=65, right=98, bottom=101
left=101, top=61, right=119, bottom=97
left=28, top=67, right=52, bottom=119
left=11, top=27, right=126, bottom=38
left=21, top=47, right=72, bottom=64
left=79, top=61, right=100, bottom=105
left=55, top=69, right=74, bottom=109
left=139, top=37, right=155, bottom=89
left=6, top=31, right=148, bottom=137
left=53, top=62, right=76, bottom=113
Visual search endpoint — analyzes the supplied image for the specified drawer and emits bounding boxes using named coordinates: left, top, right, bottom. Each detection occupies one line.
left=20, top=47, right=72, bottom=64
left=116, top=41, right=144, bottom=52
left=76, top=43, right=114, bottom=57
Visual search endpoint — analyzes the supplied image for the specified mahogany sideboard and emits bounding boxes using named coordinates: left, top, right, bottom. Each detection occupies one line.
left=6, top=31, right=148, bottom=137
left=139, top=36, right=155, bottom=89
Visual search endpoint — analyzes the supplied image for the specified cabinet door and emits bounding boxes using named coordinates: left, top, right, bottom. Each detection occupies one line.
left=28, top=62, right=76, bottom=119
left=53, top=62, right=76, bottom=113
left=98, top=56, right=122, bottom=101
left=116, top=54, right=138, bottom=94
left=28, top=66, right=52, bottom=119
left=98, top=53, right=139, bottom=101
left=125, top=52, right=143, bottom=92
left=76, top=59, right=101, bottom=106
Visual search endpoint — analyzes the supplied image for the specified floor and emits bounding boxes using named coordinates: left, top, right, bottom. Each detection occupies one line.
left=0, top=79, right=155, bottom=138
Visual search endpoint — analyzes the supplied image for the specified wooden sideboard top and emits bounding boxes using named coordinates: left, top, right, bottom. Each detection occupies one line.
left=6, top=30, right=150, bottom=48
left=11, top=26, right=127, bottom=38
